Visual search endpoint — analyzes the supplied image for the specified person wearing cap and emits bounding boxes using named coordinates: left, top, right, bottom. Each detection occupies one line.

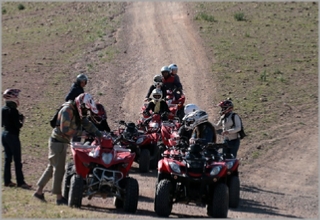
left=1, top=88, right=31, bottom=189
left=65, top=74, right=88, bottom=102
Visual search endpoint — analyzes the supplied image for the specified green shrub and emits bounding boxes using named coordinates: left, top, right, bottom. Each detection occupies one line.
left=18, top=4, right=25, bottom=10
left=234, top=12, right=245, bottom=21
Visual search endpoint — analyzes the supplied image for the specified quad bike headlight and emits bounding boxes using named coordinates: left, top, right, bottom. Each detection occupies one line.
left=136, top=137, right=145, bottom=145
left=102, top=152, right=113, bottom=165
left=169, top=162, right=181, bottom=173
left=210, top=166, right=221, bottom=176
left=226, top=161, right=234, bottom=169
left=149, top=122, right=159, bottom=128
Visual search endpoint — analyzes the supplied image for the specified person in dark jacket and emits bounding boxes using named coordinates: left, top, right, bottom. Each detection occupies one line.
left=160, top=66, right=182, bottom=101
left=183, top=110, right=216, bottom=145
left=144, top=89, right=173, bottom=120
left=1, top=89, right=31, bottom=189
left=65, top=74, right=88, bottom=101
left=84, top=103, right=111, bottom=143
left=144, top=74, right=167, bottom=101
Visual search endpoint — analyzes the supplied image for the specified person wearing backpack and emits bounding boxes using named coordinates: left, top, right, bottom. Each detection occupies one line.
left=33, top=93, right=103, bottom=205
left=215, top=99, right=242, bottom=158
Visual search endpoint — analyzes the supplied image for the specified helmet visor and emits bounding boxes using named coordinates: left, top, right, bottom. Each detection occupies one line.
left=153, top=94, right=161, bottom=100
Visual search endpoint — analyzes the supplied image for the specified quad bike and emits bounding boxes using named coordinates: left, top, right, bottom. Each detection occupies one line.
left=112, top=120, right=161, bottom=173
left=154, top=139, right=229, bottom=218
left=165, top=89, right=185, bottom=121
left=157, top=118, right=182, bottom=156
left=62, top=133, right=139, bottom=213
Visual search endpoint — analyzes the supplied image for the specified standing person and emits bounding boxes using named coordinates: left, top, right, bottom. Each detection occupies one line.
left=144, top=75, right=167, bottom=101
left=168, top=63, right=183, bottom=90
left=65, top=74, right=88, bottom=102
left=1, top=89, right=31, bottom=189
left=214, top=99, right=241, bottom=158
left=33, top=93, right=103, bottom=205
left=184, top=110, right=217, bottom=145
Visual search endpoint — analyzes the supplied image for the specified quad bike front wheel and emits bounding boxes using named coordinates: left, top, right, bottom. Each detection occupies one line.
left=207, top=182, right=229, bottom=218
left=62, top=162, right=74, bottom=199
left=139, top=149, right=150, bottom=173
left=228, top=175, right=240, bottom=208
left=123, top=177, right=139, bottom=213
left=68, top=174, right=83, bottom=208
left=154, top=179, right=173, bottom=217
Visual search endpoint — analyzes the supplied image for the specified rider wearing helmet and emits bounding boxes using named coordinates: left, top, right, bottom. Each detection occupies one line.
left=144, top=75, right=167, bottom=101
left=184, top=110, right=216, bottom=145
left=168, top=63, right=183, bottom=90
left=144, top=89, right=173, bottom=120
left=34, top=93, right=102, bottom=205
left=65, top=74, right=88, bottom=101
left=178, top=104, right=201, bottom=141
left=215, top=98, right=241, bottom=158
left=84, top=103, right=111, bottom=144
left=2, top=89, right=31, bottom=189
left=88, top=103, right=111, bottom=132
left=161, top=66, right=182, bottom=92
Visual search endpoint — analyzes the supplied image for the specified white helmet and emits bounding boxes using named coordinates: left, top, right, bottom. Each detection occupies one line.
left=184, top=104, right=200, bottom=115
left=168, top=64, right=178, bottom=74
left=153, top=74, right=163, bottom=87
left=75, top=93, right=98, bottom=119
left=151, top=89, right=162, bottom=102
left=184, top=110, right=208, bottom=130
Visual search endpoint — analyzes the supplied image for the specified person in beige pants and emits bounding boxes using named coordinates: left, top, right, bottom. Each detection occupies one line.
left=33, top=93, right=102, bottom=205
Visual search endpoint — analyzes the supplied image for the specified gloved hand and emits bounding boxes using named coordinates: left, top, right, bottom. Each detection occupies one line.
left=143, top=110, right=151, bottom=116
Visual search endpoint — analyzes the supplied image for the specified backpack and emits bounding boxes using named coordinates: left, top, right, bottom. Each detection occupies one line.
left=49, top=106, right=63, bottom=128
left=231, top=113, right=247, bottom=139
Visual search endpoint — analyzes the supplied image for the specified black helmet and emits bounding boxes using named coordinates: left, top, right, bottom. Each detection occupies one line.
left=76, top=74, right=88, bottom=85
left=125, top=122, right=137, bottom=134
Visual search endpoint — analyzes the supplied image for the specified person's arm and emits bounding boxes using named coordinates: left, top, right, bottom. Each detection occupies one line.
left=174, top=74, right=183, bottom=90
left=145, top=85, right=155, bottom=99
left=11, top=108, right=23, bottom=129
left=173, top=76, right=182, bottom=91
left=81, top=117, right=103, bottom=138
left=101, top=119, right=111, bottom=132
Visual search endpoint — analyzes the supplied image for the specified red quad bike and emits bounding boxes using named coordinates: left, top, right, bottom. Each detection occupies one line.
left=165, top=89, right=186, bottom=121
left=112, top=120, right=161, bottom=173
left=62, top=133, right=139, bottom=213
left=154, top=139, right=230, bottom=218
left=157, top=119, right=182, bottom=156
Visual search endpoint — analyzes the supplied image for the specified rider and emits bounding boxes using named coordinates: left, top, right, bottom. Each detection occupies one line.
left=143, top=88, right=173, bottom=120
left=168, top=63, right=183, bottom=90
left=184, top=109, right=217, bottom=145
left=65, top=74, right=88, bottom=102
left=144, top=74, right=167, bottom=101
left=161, top=66, right=182, bottom=100
left=84, top=103, right=112, bottom=143
left=214, top=99, right=241, bottom=158
left=178, top=104, right=201, bottom=142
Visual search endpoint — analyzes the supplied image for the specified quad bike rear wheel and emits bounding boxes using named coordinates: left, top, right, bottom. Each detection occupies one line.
left=62, top=162, right=74, bottom=199
left=139, top=149, right=150, bottom=173
left=68, top=174, right=83, bottom=208
left=207, top=182, right=229, bottom=218
left=228, top=175, right=240, bottom=208
left=149, top=144, right=160, bottom=170
left=123, top=177, right=139, bottom=213
left=154, top=179, right=173, bottom=217
left=113, top=196, right=124, bottom=209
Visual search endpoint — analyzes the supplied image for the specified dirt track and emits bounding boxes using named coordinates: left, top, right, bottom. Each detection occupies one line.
left=78, top=2, right=318, bottom=218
